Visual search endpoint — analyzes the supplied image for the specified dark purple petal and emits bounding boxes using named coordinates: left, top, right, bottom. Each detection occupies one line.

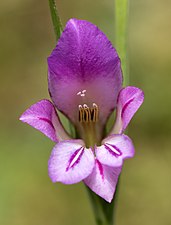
left=48, top=19, right=122, bottom=126
left=96, top=134, right=135, bottom=167
left=112, top=86, right=144, bottom=134
left=84, top=159, right=121, bottom=202
left=48, top=140, right=95, bottom=184
left=20, top=99, right=70, bottom=142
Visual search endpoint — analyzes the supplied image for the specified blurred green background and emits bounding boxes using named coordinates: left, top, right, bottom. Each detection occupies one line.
left=0, top=0, right=171, bottom=224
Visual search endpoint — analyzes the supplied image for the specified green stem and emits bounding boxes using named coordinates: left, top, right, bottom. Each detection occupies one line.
left=86, top=179, right=120, bottom=225
left=48, top=0, right=63, bottom=41
left=86, top=186, right=110, bottom=225
left=115, top=0, right=129, bottom=86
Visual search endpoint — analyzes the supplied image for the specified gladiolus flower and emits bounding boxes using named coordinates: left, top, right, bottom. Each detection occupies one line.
left=20, top=19, right=144, bottom=202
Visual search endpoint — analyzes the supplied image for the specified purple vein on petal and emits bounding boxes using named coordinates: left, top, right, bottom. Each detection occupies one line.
left=96, top=160, right=104, bottom=181
left=121, top=98, right=135, bottom=118
left=38, top=117, right=55, bottom=130
left=66, top=147, right=84, bottom=171
left=104, top=143, right=122, bottom=158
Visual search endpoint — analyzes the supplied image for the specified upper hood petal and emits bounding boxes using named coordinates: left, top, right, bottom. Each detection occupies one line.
left=20, top=99, right=70, bottom=142
left=48, top=19, right=122, bottom=126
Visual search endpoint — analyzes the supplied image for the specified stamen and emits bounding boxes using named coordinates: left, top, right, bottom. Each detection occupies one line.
left=78, top=103, right=99, bottom=123
left=93, top=103, right=99, bottom=122
left=83, top=104, right=90, bottom=122
left=78, top=105, right=83, bottom=122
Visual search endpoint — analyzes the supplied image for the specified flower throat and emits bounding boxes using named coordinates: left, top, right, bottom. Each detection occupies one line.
left=78, top=103, right=99, bottom=148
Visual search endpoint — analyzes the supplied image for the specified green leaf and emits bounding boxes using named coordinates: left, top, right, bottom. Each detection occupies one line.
left=115, top=0, right=129, bottom=86
left=48, top=0, right=63, bottom=41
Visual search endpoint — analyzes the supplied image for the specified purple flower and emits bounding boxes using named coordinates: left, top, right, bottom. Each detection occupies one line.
left=20, top=19, right=144, bottom=202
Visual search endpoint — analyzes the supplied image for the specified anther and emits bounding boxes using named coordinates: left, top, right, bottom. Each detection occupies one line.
left=77, top=89, right=87, bottom=97
left=77, top=91, right=81, bottom=95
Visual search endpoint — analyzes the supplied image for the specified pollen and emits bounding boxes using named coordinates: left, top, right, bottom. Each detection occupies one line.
left=78, top=103, right=99, bottom=123
left=77, top=89, right=87, bottom=97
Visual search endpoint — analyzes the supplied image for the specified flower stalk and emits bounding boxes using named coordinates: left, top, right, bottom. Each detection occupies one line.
left=86, top=185, right=120, bottom=225
left=107, top=1, right=129, bottom=224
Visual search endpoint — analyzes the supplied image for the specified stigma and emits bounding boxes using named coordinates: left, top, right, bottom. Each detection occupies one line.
left=78, top=103, right=99, bottom=123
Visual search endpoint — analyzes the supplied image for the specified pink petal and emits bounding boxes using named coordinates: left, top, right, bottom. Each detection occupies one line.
left=96, top=134, right=135, bottom=167
left=112, top=86, right=144, bottom=134
left=48, top=140, right=95, bottom=184
left=48, top=19, right=122, bottom=126
left=20, top=99, right=70, bottom=142
left=84, top=160, right=121, bottom=202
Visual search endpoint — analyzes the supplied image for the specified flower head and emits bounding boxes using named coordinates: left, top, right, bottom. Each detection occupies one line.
left=20, top=19, right=144, bottom=202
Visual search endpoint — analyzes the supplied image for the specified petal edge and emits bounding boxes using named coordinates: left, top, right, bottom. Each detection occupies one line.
left=112, top=86, right=144, bottom=134
left=84, top=160, right=121, bottom=202
left=20, top=99, right=70, bottom=142
left=96, top=134, right=135, bottom=167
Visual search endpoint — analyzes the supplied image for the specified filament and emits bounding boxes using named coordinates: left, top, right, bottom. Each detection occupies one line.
left=78, top=103, right=99, bottom=123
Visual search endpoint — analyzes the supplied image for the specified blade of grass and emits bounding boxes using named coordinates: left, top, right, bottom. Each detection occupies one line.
left=115, top=0, right=129, bottom=86
left=48, top=0, right=63, bottom=41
